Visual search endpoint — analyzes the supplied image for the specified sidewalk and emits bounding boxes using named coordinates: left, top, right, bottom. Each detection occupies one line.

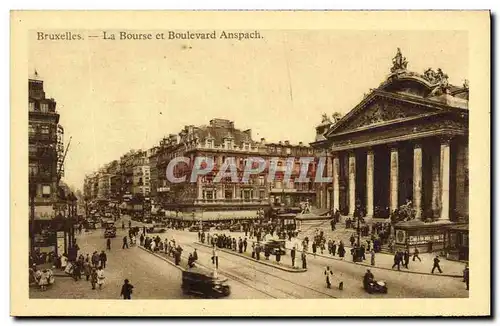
left=223, top=231, right=465, bottom=278
left=195, top=242, right=306, bottom=273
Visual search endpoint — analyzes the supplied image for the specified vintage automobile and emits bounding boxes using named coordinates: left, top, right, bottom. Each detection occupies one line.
left=181, top=267, right=230, bottom=298
left=146, top=224, right=167, bottom=233
left=189, top=225, right=210, bottom=232
left=363, top=272, right=388, bottom=294
left=104, top=227, right=116, bottom=238
left=262, top=239, right=286, bottom=255
left=83, top=220, right=97, bottom=231
left=229, top=224, right=242, bottom=232
left=214, top=224, right=229, bottom=231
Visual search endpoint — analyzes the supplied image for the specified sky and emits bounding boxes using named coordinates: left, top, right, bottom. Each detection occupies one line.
left=28, top=30, right=468, bottom=191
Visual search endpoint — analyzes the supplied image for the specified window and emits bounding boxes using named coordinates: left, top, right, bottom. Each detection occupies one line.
left=29, top=163, right=38, bottom=175
left=29, top=123, right=35, bottom=135
left=259, top=190, right=265, bottom=199
left=40, top=125, right=49, bottom=134
left=29, top=145, right=37, bottom=155
left=29, top=102, right=35, bottom=112
left=286, top=147, right=291, bottom=155
left=42, top=185, right=51, bottom=197
left=277, top=147, right=282, bottom=154
left=41, top=103, right=49, bottom=113
left=225, top=190, right=232, bottom=199
left=258, top=175, right=265, bottom=186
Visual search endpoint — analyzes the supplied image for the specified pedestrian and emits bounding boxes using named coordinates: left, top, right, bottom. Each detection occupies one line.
left=83, top=259, right=91, bottom=281
left=370, top=249, right=376, bottom=266
left=403, top=249, right=410, bottom=269
left=122, top=236, right=129, bottom=249
left=99, top=250, right=107, bottom=269
left=392, top=251, right=401, bottom=271
left=106, top=238, right=111, bottom=251
left=312, top=242, right=317, bottom=256
left=332, top=241, right=337, bottom=256
left=212, top=245, right=219, bottom=269
left=276, top=250, right=281, bottom=264
left=412, top=246, right=422, bottom=262
left=38, top=269, right=49, bottom=291
left=324, top=266, right=333, bottom=288
left=120, top=279, right=134, bottom=299
left=290, top=246, right=297, bottom=268
left=90, top=267, right=97, bottom=290
left=349, top=234, right=355, bottom=247
left=301, top=251, right=307, bottom=269
left=431, top=256, right=443, bottom=274
left=128, top=220, right=131, bottom=229
left=463, top=263, right=469, bottom=290
left=140, top=233, right=145, bottom=246
left=251, top=243, right=256, bottom=259
left=122, top=221, right=125, bottom=230
left=96, top=266, right=105, bottom=289
left=243, top=238, right=248, bottom=252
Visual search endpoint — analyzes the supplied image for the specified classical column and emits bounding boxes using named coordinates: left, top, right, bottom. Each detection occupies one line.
left=366, top=149, right=374, bottom=217
left=333, top=155, right=340, bottom=212
left=197, top=178, right=203, bottom=200
left=232, top=184, right=236, bottom=199
left=440, top=137, right=452, bottom=221
left=413, top=142, right=423, bottom=219
left=389, top=145, right=399, bottom=213
left=431, top=145, right=441, bottom=217
left=348, top=151, right=356, bottom=216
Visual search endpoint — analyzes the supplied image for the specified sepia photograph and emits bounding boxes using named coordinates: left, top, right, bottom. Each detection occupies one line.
left=11, top=11, right=490, bottom=316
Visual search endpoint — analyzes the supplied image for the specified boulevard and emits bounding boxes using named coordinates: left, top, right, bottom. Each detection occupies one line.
left=30, top=216, right=469, bottom=300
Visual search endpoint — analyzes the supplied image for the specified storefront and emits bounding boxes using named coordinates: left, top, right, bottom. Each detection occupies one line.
left=446, top=224, right=469, bottom=261
left=393, top=219, right=452, bottom=253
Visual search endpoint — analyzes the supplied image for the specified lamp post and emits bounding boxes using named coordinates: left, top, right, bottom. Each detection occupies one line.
left=29, top=172, right=36, bottom=254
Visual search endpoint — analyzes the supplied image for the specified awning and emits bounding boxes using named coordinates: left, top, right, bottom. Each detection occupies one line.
left=164, top=210, right=259, bottom=221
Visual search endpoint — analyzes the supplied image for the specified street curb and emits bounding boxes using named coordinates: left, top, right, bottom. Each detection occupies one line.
left=138, top=246, right=186, bottom=272
left=194, top=242, right=307, bottom=273
left=239, top=238, right=462, bottom=278
left=289, top=247, right=462, bottom=278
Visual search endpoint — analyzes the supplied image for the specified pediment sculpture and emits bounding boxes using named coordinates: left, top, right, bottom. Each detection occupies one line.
left=390, top=48, right=408, bottom=73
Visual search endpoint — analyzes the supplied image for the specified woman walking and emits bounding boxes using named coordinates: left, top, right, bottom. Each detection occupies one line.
left=90, top=267, right=98, bottom=290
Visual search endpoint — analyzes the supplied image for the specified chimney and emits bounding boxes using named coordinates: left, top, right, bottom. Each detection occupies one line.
left=284, top=140, right=290, bottom=146
left=278, top=141, right=282, bottom=145
left=260, top=138, right=266, bottom=143
left=299, top=141, right=303, bottom=146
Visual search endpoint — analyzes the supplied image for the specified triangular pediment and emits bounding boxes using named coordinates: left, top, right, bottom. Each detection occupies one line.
left=326, top=93, right=440, bottom=136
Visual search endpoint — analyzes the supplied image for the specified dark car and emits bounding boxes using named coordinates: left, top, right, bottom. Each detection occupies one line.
left=229, top=224, right=241, bottom=232
left=104, top=227, right=116, bottom=238
left=189, top=225, right=200, bottom=232
left=263, top=239, right=286, bottom=255
left=181, top=267, right=230, bottom=298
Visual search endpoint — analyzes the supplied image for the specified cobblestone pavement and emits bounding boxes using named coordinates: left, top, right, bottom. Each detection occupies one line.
left=29, top=228, right=191, bottom=299
left=163, top=229, right=469, bottom=298
left=31, top=215, right=469, bottom=299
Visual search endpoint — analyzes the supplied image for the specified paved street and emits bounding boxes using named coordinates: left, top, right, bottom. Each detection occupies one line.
left=31, top=215, right=469, bottom=299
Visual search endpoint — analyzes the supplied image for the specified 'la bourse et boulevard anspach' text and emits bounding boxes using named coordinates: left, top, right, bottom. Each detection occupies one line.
left=116, top=31, right=263, bottom=41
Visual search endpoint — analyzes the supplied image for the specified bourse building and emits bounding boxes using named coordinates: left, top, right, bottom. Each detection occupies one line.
left=313, top=49, right=469, bottom=256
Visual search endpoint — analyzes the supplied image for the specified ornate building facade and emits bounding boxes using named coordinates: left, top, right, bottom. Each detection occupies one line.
left=28, top=72, right=66, bottom=253
left=312, top=49, right=469, bottom=252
